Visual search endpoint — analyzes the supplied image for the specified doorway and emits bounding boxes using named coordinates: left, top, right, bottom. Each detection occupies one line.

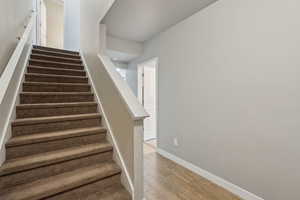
left=138, top=58, right=158, bottom=145
left=36, top=0, right=64, bottom=48
left=40, top=0, right=47, bottom=46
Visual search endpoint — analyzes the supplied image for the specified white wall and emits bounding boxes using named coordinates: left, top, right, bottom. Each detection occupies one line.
left=113, top=61, right=128, bottom=80
left=0, top=0, right=34, bottom=164
left=127, top=64, right=139, bottom=96
left=80, top=0, right=141, bottom=194
left=64, top=0, right=80, bottom=51
left=113, top=61, right=128, bottom=69
left=128, top=0, right=300, bottom=199
left=107, top=35, right=143, bottom=57
left=44, top=0, right=64, bottom=48
left=106, top=35, right=144, bottom=63
left=0, top=0, right=33, bottom=75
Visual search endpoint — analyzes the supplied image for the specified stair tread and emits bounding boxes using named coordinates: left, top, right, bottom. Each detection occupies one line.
left=21, top=91, right=93, bottom=95
left=28, top=65, right=85, bottom=73
left=32, top=49, right=81, bottom=58
left=31, top=54, right=82, bottom=62
left=12, top=113, right=101, bottom=126
left=85, top=184, right=131, bottom=200
left=30, top=59, right=82, bottom=66
left=33, top=45, right=79, bottom=55
left=0, top=45, right=128, bottom=199
left=23, top=81, right=90, bottom=86
left=25, top=73, right=88, bottom=79
left=0, top=162, right=120, bottom=200
left=17, top=102, right=97, bottom=109
left=7, top=126, right=106, bottom=147
left=0, top=143, right=113, bottom=176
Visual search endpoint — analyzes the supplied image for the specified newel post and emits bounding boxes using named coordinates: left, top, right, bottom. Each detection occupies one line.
left=133, top=120, right=144, bottom=200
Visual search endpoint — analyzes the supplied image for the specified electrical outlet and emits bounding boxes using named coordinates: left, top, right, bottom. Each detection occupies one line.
left=173, top=137, right=179, bottom=147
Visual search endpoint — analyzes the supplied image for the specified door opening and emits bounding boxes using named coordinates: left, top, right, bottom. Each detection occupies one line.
left=40, top=0, right=47, bottom=46
left=36, top=0, right=64, bottom=48
left=138, top=58, right=158, bottom=145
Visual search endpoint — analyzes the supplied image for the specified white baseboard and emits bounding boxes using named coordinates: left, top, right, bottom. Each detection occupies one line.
left=157, top=148, right=264, bottom=200
left=0, top=146, right=5, bottom=166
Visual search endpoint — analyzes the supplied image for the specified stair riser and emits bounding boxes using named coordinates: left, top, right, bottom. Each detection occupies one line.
left=28, top=67, right=86, bottom=77
left=29, top=60, right=84, bottom=70
left=20, top=94, right=94, bottom=104
left=12, top=117, right=102, bottom=136
left=32, top=49, right=81, bottom=59
left=0, top=152, right=113, bottom=191
left=31, top=55, right=82, bottom=64
left=23, top=83, right=91, bottom=92
left=0, top=46, right=128, bottom=200
left=7, top=134, right=106, bottom=159
left=33, top=46, right=79, bottom=55
left=45, top=175, right=121, bottom=200
left=25, top=74, right=88, bottom=84
left=17, top=105, right=98, bottom=119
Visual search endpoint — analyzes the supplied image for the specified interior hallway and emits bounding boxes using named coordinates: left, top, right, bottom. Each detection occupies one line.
left=144, top=143, right=241, bottom=200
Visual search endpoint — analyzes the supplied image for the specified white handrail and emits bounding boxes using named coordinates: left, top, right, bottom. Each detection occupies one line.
left=98, top=54, right=149, bottom=121
left=0, top=12, right=35, bottom=105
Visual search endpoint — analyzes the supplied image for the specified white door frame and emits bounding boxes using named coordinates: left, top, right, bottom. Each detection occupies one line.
left=137, top=57, right=159, bottom=143
left=34, top=0, right=45, bottom=46
left=34, top=0, right=41, bottom=45
left=40, top=0, right=47, bottom=46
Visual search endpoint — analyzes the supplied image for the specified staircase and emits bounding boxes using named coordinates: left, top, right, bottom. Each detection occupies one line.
left=0, top=46, right=131, bottom=200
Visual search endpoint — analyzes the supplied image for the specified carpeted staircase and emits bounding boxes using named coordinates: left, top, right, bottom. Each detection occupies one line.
left=0, top=45, right=131, bottom=200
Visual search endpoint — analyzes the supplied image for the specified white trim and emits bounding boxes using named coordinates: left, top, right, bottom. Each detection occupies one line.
left=80, top=51, right=134, bottom=194
left=133, top=121, right=144, bottom=200
left=137, top=65, right=143, bottom=105
left=0, top=13, right=35, bottom=105
left=0, top=146, right=5, bottom=166
left=98, top=54, right=149, bottom=121
left=97, top=0, right=115, bottom=24
left=0, top=13, right=35, bottom=166
left=0, top=46, right=33, bottom=166
left=137, top=57, right=159, bottom=142
left=35, top=0, right=40, bottom=45
left=99, top=24, right=107, bottom=55
left=157, top=148, right=264, bottom=200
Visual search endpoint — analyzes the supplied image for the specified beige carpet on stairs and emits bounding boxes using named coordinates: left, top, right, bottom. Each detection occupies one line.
left=0, top=45, right=131, bottom=200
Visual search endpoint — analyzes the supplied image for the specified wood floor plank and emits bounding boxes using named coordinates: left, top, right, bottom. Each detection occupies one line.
left=144, top=143, right=242, bottom=200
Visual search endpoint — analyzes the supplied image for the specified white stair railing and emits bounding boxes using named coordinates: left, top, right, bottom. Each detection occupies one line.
left=0, top=12, right=36, bottom=166
left=0, top=12, right=35, bottom=104
left=80, top=1, right=148, bottom=198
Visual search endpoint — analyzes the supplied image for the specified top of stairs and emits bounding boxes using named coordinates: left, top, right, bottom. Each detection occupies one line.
left=33, top=45, right=79, bottom=55
left=32, top=48, right=81, bottom=59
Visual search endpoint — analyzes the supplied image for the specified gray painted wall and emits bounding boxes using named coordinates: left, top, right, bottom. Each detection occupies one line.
left=128, top=0, right=300, bottom=199
left=64, top=0, right=80, bottom=51
left=0, top=0, right=33, bottom=75
left=0, top=0, right=34, bottom=164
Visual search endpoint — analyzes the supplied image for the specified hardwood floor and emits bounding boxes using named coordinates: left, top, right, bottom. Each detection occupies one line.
left=145, top=139, right=157, bottom=149
left=144, top=144, right=242, bottom=200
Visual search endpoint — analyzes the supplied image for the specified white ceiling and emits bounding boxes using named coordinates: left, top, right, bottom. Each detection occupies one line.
left=102, top=0, right=217, bottom=42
